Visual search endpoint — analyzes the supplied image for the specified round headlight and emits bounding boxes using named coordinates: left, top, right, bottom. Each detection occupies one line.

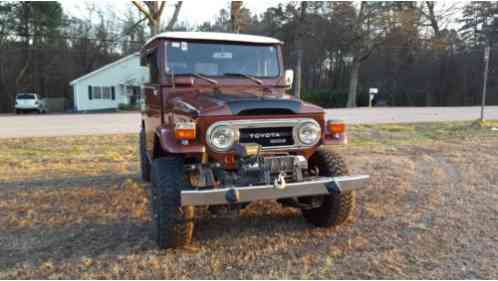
left=208, top=125, right=236, bottom=151
left=297, top=122, right=321, bottom=145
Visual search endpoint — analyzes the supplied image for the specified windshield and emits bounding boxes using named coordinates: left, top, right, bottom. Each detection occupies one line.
left=17, top=94, right=36, bottom=99
left=166, top=41, right=280, bottom=78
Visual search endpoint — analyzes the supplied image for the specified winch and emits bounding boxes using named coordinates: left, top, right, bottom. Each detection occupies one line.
left=228, top=143, right=308, bottom=188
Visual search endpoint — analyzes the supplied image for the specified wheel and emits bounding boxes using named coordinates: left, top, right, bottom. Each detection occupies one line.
left=150, top=157, right=195, bottom=249
left=300, top=148, right=356, bottom=227
left=139, top=128, right=151, bottom=182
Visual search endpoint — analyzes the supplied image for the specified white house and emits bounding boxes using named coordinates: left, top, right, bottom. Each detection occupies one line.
left=70, top=53, right=149, bottom=111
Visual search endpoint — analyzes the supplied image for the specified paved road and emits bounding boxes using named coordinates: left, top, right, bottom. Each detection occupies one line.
left=325, top=106, right=498, bottom=124
left=0, top=113, right=141, bottom=138
left=0, top=106, right=497, bottom=138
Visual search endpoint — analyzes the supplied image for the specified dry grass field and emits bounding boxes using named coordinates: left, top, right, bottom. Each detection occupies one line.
left=0, top=121, right=497, bottom=279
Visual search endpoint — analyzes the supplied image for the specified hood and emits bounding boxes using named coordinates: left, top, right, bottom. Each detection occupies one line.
left=169, top=87, right=324, bottom=117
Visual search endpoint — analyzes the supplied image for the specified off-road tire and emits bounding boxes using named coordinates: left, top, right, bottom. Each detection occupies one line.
left=139, top=128, right=151, bottom=182
left=301, top=148, right=356, bottom=227
left=151, top=157, right=195, bottom=249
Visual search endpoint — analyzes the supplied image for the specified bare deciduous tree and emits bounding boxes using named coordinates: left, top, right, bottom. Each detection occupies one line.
left=132, top=1, right=183, bottom=36
left=346, top=2, right=386, bottom=107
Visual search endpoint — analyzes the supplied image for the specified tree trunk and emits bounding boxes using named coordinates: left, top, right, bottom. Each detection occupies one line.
left=292, top=2, right=307, bottom=100
left=293, top=48, right=303, bottom=99
left=149, top=1, right=160, bottom=35
left=347, top=60, right=361, bottom=107
left=230, top=1, right=243, bottom=33
left=149, top=20, right=160, bottom=35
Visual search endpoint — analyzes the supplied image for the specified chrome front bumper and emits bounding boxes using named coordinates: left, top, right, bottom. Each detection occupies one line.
left=181, top=175, right=369, bottom=206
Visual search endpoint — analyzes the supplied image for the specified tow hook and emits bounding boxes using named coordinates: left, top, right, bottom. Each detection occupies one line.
left=273, top=172, right=287, bottom=190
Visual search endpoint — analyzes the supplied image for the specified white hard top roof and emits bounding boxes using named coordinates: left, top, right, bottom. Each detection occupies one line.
left=145, top=32, right=283, bottom=46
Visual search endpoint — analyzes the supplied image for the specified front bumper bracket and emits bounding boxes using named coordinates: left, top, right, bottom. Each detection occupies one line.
left=181, top=175, right=369, bottom=207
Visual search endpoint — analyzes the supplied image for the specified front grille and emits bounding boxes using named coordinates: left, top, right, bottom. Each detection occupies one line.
left=239, top=127, right=294, bottom=147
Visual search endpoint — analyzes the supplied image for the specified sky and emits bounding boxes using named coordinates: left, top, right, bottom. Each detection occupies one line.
left=62, top=0, right=281, bottom=28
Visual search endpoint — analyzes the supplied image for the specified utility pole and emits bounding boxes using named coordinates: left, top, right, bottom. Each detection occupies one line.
left=481, top=46, right=490, bottom=121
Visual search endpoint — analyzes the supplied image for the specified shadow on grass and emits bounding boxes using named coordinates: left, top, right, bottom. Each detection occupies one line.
left=194, top=208, right=307, bottom=244
left=0, top=221, right=153, bottom=270
left=1, top=170, right=316, bottom=271
left=0, top=206, right=309, bottom=270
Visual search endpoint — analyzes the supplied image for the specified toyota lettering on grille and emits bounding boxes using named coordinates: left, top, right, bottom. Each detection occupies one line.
left=248, top=132, right=282, bottom=139
left=239, top=127, right=295, bottom=147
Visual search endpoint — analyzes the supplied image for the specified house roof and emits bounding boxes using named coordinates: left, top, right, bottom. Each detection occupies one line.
left=145, top=32, right=283, bottom=46
left=70, top=53, right=139, bottom=86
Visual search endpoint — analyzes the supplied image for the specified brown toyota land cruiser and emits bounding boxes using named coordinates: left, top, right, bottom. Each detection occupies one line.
left=139, top=32, right=369, bottom=249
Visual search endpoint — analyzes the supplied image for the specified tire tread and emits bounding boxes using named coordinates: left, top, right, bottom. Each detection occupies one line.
left=151, top=157, right=194, bottom=249
left=302, top=148, right=356, bottom=227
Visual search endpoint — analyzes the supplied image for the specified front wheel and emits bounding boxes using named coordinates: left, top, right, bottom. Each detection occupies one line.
left=300, top=149, right=356, bottom=227
left=150, top=157, right=195, bottom=249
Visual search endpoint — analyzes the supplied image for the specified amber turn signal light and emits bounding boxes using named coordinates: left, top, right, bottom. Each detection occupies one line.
left=327, top=121, right=346, bottom=134
left=175, top=122, right=196, bottom=140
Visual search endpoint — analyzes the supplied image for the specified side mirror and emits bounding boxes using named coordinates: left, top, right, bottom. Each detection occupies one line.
left=284, top=69, right=294, bottom=90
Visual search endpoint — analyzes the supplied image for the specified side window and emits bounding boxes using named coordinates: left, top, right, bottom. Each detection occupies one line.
left=149, top=50, right=159, bottom=83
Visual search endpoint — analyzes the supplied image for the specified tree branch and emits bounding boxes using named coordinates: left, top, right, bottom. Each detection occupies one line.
left=166, top=1, right=183, bottom=31
left=132, top=1, right=155, bottom=23
left=158, top=1, right=167, bottom=18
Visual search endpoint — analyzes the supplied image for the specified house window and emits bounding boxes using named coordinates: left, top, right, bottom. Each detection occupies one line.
left=103, top=87, right=111, bottom=99
left=88, top=86, right=115, bottom=100
left=94, top=87, right=102, bottom=99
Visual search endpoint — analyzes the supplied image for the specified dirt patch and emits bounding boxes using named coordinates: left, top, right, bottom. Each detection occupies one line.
left=0, top=134, right=497, bottom=279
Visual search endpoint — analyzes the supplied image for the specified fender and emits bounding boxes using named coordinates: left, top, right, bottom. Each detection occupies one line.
left=155, top=127, right=205, bottom=155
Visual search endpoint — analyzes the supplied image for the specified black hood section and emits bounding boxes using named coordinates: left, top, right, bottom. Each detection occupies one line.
left=206, top=91, right=302, bottom=115
left=229, top=99, right=301, bottom=115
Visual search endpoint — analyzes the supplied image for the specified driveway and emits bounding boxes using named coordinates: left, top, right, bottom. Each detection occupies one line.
left=0, top=106, right=497, bottom=138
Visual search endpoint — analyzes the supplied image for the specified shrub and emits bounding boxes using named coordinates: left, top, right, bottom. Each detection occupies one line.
left=301, top=89, right=349, bottom=108
left=118, top=103, right=139, bottom=111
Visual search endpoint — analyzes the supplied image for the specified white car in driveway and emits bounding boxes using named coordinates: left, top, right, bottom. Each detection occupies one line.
left=15, top=93, right=47, bottom=114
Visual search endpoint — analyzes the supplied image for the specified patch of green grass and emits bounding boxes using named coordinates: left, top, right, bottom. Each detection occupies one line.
left=350, top=120, right=498, bottom=146
left=478, top=119, right=498, bottom=128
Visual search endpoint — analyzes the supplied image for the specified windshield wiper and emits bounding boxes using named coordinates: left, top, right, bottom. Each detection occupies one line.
left=223, top=72, right=264, bottom=86
left=192, top=73, right=218, bottom=85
